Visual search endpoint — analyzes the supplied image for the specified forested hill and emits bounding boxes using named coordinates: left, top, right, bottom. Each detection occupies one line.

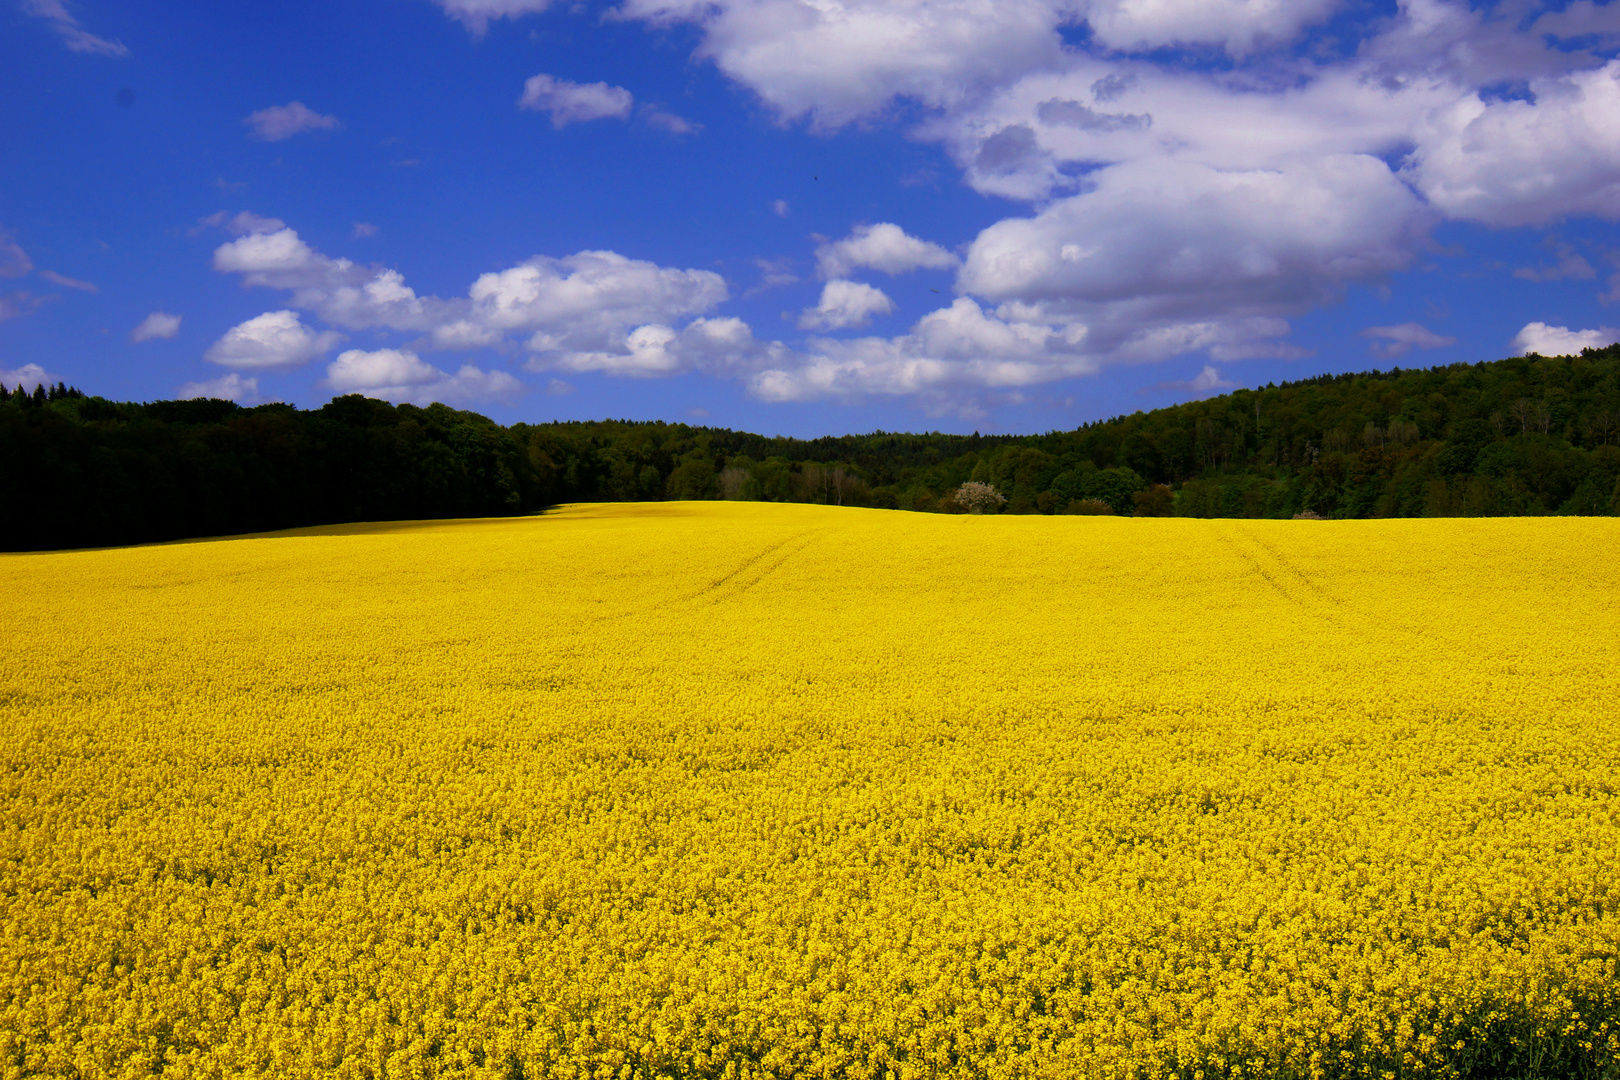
left=4, top=344, right=1619, bottom=550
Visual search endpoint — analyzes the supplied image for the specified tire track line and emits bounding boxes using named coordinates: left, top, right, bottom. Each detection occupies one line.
left=717, top=532, right=823, bottom=602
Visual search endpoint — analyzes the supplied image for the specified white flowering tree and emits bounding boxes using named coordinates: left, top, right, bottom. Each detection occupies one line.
left=953, top=481, right=1006, bottom=514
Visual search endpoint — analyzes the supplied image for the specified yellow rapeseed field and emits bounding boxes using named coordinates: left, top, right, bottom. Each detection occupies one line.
left=2, top=503, right=1618, bottom=1080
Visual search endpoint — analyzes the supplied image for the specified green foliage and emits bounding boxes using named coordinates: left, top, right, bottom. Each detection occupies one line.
left=6, top=342, right=1620, bottom=549
left=0, top=392, right=538, bottom=551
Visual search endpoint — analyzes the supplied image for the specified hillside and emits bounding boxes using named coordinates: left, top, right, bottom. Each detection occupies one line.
left=4, top=344, right=1618, bottom=549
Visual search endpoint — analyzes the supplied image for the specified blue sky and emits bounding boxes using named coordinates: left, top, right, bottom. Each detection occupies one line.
left=4, top=0, right=1620, bottom=436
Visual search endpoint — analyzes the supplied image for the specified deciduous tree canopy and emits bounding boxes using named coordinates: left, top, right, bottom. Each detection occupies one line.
left=5, top=344, right=1619, bottom=550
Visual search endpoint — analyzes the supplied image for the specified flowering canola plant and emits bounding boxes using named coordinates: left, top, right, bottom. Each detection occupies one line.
left=1, top=503, right=1618, bottom=1080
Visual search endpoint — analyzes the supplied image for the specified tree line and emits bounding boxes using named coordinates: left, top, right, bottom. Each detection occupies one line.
left=5, top=343, right=1620, bottom=550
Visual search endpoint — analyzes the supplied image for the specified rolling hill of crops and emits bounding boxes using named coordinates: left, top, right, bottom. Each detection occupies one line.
left=2, top=504, right=1617, bottom=1078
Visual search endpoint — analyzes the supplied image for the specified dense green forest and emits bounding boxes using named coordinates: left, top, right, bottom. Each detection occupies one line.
left=5, top=344, right=1620, bottom=550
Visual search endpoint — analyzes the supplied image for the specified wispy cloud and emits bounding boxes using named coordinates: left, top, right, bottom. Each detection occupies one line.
left=0, top=229, right=33, bottom=278
left=23, top=0, right=128, bottom=56
left=1360, top=323, right=1457, bottom=359
left=1513, top=240, right=1596, bottom=283
left=39, top=269, right=97, bottom=292
left=177, top=373, right=260, bottom=403
left=642, top=106, right=699, bottom=135
left=0, top=292, right=51, bottom=323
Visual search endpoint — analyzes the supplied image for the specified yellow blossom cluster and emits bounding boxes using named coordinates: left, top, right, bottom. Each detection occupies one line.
left=1, top=503, right=1617, bottom=1079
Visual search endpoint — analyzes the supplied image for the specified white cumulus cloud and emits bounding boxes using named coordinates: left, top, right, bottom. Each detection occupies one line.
left=326, top=348, right=523, bottom=406
left=518, top=74, right=634, bottom=127
left=958, top=155, right=1428, bottom=353
left=753, top=297, right=1092, bottom=403
left=210, top=221, right=733, bottom=367
left=1404, top=62, right=1620, bottom=227
left=212, top=227, right=452, bottom=331
left=1511, top=322, right=1620, bottom=357
left=1, top=363, right=54, bottom=392
left=799, top=280, right=896, bottom=329
left=131, top=312, right=182, bottom=342
left=204, top=310, right=346, bottom=370
left=245, top=102, right=341, bottom=142
left=473, top=250, right=728, bottom=349
left=617, top=0, right=1071, bottom=128
left=547, top=316, right=778, bottom=378
left=816, top=223, right=958, bottom=279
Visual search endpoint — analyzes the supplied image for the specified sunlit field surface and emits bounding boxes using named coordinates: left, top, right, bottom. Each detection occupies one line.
left=2, top=504, right=1618, bottom=1080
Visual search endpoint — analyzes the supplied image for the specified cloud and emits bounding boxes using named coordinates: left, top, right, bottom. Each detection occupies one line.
left=747, top=256, right=798, bottom=295
left=958, top=155, right=1428, bottom=353
left=739, top=302, right=1309, bottom=406
left=193, top=211, right=285, bottom=237
left=798, top=279, right=895, bottom=330
left=549, top=323, right=685, bottom=376
left=545, top=316, right=777, bottom=378
left=204, top=310, right=345, bottom=369
left=22, top=0, right=128, bottom=55
left=1511, top=321, right=1620, bottom=356
left=326, top=348, right=523, bottom=405
left=1035, top=98, right=1151, bottom=133
left=815, top=223, right=958, bottom=279
left=209, top=221, right=731, bottom=373
left=1, top=363, right=54, bottom=392
left=1513, top=240, right=1596, bottom=282
left=432, top=0, right=554, bottom=33
left=245, top=102, right=341, bottom=142
left=752, top=297, right=1093, bottom=403
left=211, top=227, right=453, bottom=331
left=1533, top=0, right=1620, bottom=50
left=213, top=227, right=359, bottom=288
left=0, top=292, right=50, bottom=322
left=177, top=373, right=260, bottom=403
left=0, top=229, right=33, bottom=278
left=1152, top=365, right=1237, bottom=397
left=611, top=0, right=1363, bottom=130
left=616, top=0, right=1070, bottom=128
left=472, top=250, right=728, bottom=349
left=1360, top=322, right=1458, bottom=359
left=38, top=270, right=96, bottom=292
left=130, top=311, right=182, bottom=342
left=518, top=74, right=634, bottom=127
left=643, top=107, right=699, bottom=134
left=1083, top=0, right=1340, bottom=55
left=351, top=222, right=380, bottom=239
left=772, top=199, right=790, bottom=217
left=1404, top=61, right=1620, bottom=227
